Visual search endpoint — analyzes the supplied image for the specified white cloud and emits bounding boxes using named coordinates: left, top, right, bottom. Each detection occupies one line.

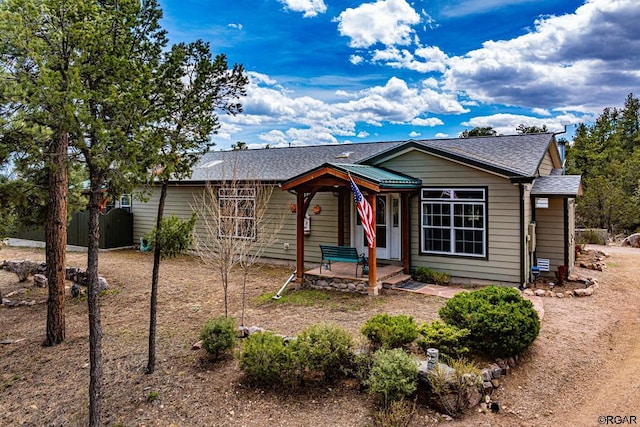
left=349, top=54, right=364, bottom=65
left=411, top=117, right=443, bottom=127
left=435, top=132, right=449, bottom=138
left=336, top=0, right=421, bottom=48
left=460, top=112, right=592, bottom=135
left=227, top=23, right=243, bottom=30
left=371, top=45, right=448, bottom=73
left=532, top=107, right=551, bottom=117
left=279, top=0, right=327, bottom=17
left=220, top=73, right=463, bottom=147
left=443, top=0, right=640, bottom=113
left=409, top=130, right=421, bottom=138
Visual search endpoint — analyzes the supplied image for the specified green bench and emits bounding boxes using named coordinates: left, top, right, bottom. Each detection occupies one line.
left=319, top=245, right=367, bottom=277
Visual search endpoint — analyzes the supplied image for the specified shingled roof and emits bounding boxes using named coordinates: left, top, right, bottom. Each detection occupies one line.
left=179, top=133, right=557, bottom=183
left=531, top=175, right=583, bottom=197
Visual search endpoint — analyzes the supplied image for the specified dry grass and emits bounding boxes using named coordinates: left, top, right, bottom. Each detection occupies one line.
left=0, top=246, right=444, bottom=426
left=2, top=245, right=639, bottom=426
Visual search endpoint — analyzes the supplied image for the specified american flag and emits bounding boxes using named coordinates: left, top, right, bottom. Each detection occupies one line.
left=349, top=175, right=375, bottom=248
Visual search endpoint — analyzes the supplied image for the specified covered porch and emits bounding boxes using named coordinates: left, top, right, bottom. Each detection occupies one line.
left=281, top=163, right=421, bottom=295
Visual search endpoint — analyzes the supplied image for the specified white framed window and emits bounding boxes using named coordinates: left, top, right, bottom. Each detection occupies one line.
left=218, top=187, right=256, bottom=239
left=421, top=188, right=487, bottom=257
left=119, top=194, right=132, bottom=212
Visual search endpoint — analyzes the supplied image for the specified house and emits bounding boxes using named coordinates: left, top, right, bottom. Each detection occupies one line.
left=131, top=133, right=582, bottom=293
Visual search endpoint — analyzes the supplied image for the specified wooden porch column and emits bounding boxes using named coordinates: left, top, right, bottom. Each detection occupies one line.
left=337, top=190, right=345, bottom=246
left=366, top=193, right=377, bottom=295
left=401, top=192, right=411, bottom=274
left=296, top=192, right=305, bottom=281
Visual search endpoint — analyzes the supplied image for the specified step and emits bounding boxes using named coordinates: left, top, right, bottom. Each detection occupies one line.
left=383, top=274, right=412, bottom=287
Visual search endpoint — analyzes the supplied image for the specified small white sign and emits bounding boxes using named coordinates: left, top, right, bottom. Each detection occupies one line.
left=536, top=198, right=549, bottom=208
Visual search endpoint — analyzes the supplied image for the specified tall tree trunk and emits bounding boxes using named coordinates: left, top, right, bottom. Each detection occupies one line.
left=87, top=177, right=103, bottom=427
left=146, top=180, right=167, bottom=374
left=44, top=132, right=68, bottom=346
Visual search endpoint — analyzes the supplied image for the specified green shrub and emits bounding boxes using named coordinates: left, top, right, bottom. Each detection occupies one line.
left=361, top=314, right=419, bottom=350
left=366, top=348, right=418, bottom=406
left=417, top=320, right=470, bottom=360
left=439, top=286, right=540, bottom=357
left=200, top=316, right=238, bottom=359
left=412, top=266, right=450, bottom=285
left=291, top=323, right=353, bottom=381
left=427, top=358, right=481, bottom=417
left=238, top=332, right=298, bottom=387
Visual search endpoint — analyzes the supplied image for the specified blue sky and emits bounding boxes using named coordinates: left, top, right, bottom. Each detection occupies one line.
left=158, top=0, right=640, bottom=150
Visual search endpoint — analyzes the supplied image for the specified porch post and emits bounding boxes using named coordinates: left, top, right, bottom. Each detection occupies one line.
left=337, top=190, right=345, bottom=246
left=401, top=192, right=410, bottom=274
left=366, top=193, right=377, bottom=295
left=296, top=192, right=305, bottom=282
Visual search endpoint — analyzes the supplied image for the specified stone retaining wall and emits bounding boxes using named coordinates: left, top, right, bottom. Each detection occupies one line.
left=303, top=275, right=378, bottom=294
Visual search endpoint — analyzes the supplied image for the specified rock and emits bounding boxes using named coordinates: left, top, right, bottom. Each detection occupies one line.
left=490, top=364, right=502, bottom=379
left=534, top=289, right=546, bottom=297
left=481, top=368, right=492, bottom=382
left=71, top=284, right=81, bottom=298
left=482, top=381, right=493, bottom=393
left=97, top=277, right=109, bottom=291
left=33, top=274, right=47, bottom=288
left=523, top=288, right=535, bottom=296
left=191, top=340, right=202, bottom=350
left=506, top=357, right=516, bottom=367
left=491, top=378, right=500, bottom=388
left=2, top=298, right=11, bottom=305
left=573, top=287, right=594, bottom=297
left=568, top=274, right=579, bottom=282
left=622, top=233, right=640, bottom=248
left=1, top=260, right=44, bottom=282
left=556, top=292, right=564, bottom=298
left=248, top=326, right=265, bottom=335
left=467, top=388, right=482, bottom=408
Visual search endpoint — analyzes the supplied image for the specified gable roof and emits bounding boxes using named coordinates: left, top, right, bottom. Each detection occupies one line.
left=178, top=133, right=557, bottom=183
left=281, top=162, right=422, bottom=193
left=364, top=133, right=555, bottom=178
left=531, top=175, right=583, bottom=197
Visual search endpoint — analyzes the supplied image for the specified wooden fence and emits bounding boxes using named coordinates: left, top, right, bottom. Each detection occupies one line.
left=12, top=208, right=133, bottom=249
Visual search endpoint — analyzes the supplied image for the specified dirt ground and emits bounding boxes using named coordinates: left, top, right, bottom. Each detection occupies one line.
left=0, top=244, right=639, bottom=426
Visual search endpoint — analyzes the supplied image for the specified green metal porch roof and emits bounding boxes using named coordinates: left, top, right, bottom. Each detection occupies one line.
left=328, top=163, right=422, bottom=189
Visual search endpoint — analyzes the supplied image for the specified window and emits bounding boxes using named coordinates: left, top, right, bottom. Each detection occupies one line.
left=119, top=194, right=132, bottom=213
left=421, top=188, right=486, bottom=257
left=218, top=188, right=256, bottom=239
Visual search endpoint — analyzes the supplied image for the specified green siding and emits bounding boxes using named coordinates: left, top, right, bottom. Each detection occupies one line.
left=535, top=197, right=565, bottom=275
left=379, top=150, right=522, bottom=284
left=132, top=185, right=342, bottom=266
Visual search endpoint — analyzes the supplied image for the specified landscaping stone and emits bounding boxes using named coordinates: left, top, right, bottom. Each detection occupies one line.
left=481, top=369, right=492, bottom=382
left=490, top=364, right=502, bottom=379
left=534, top=289, right=546, bottom=297
left=33, top=274, right=47, bottom=288
left=573, top=287, right=594, bottom=297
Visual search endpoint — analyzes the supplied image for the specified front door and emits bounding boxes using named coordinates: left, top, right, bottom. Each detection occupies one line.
left=354, top=194, right=401, bottom=260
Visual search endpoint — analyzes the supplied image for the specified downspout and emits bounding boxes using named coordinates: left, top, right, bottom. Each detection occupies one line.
left=563, top=198, right=569, bottom=268
left=519, top=183, right=525, bottom=288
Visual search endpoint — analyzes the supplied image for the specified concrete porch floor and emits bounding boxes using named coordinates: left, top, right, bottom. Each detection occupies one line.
left=305, top=261, right=405, bottom=282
